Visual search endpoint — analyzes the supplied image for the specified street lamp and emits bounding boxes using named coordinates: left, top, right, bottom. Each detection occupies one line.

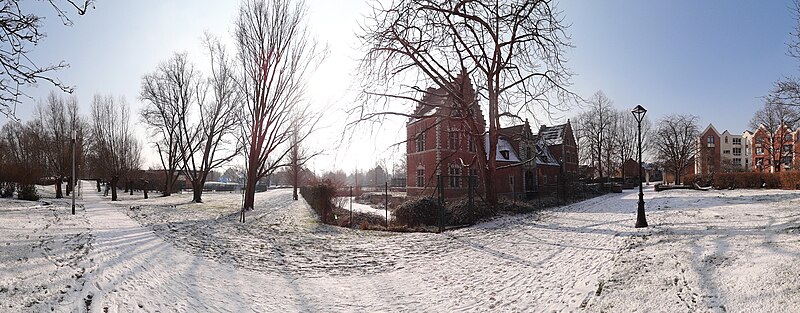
left=631, top=104, right=648, bottom=228
left=71, top=130, right=76, bottom=215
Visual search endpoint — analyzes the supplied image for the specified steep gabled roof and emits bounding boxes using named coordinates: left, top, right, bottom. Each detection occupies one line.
left=533, top=136, right=560, bottom=167
left=701, top=123, right=720, bottom=136
left=536, top=122, right=569, bottom=146
left=485, top=134, right=521, bottom=162
left=410, top=71, right=477, bottom=119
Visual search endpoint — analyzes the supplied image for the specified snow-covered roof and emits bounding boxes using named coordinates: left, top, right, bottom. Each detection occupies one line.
left=537, top=123, right=568, bottom=145
left=484, top=134, right=521, bottom=162
left=533, top=137, right=560, bottom=167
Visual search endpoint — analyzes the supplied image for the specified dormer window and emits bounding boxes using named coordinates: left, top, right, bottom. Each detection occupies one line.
left=500, top=150, right=510, bottom=160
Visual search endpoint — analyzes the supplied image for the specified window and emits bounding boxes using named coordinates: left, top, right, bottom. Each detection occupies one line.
left=786, top=133, right=794, bottom=141
left=733, top=158, right=741, bottom=165
left=723, top=150, right=730, bottom=154
left=415, top=132, right=425, bottom=152
left=757, top=137, right=765, bottom=144
left=707, top=136, right=715, bottom=144
left=746, top=147, right=751, bottom=155
left=448, top=165, right=461, bottom=188
left=732, top=138, right=741, bottom=145
left=784, top=145, right=794, bottom=153
left=733, top=148, right=741, bottom=156
left=448, top=131, right=459, bottom=150
left=784, top=156, right=793, bottom=165
left=416, top=169, right=424, bottom=187
left=756, top=147, right=764, bottom=155
left=543, top=175, right=548, bottom=184
left=468, top=136, right=476, bottom=152
left=526, top=147, right=533, bottom=160
left=725, top=136, right=728, bottom=144
left=509, top=176, right=515, bottom=188
left=500, top=150, right=510, bottom=160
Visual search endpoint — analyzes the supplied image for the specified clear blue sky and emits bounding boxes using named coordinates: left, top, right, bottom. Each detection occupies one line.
left=560, top=0, right=797, bottom=134
left=2, top=0, right=798, bottom=170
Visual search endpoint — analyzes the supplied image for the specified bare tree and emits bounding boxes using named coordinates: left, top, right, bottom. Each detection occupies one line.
left=288, top=112, right=321, bottom=201
left=654, top=114, right=699, bottom=184
left=89, top=94, right=141, bottom=201
left=37, top=91, right=84, bottom=198
left=0, top=0, right=94, bottom=118
left=356, top=0, right=575, bottom=205
left=179, top=35, right=243, bottom=203
left=574, top=91, right=614, bottom=181
left=613, top=109, right=651, bottom=181
left=749, top=101, right=800, bottom=172
left=0, top=120, right=46, bottom=188
left=235, top=0, right=325, bottom=211
left=139, top=53, right=199, bottom=196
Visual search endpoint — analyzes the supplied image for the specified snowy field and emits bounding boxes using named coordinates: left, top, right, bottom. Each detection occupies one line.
left=2, top=182, right=800, bottom=312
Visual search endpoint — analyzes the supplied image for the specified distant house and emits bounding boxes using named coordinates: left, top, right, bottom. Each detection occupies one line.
left=534, top=121, right=579, bottom=175
left=751, top=124, right=796, bottom=173
left=696, top=124, right=751, bottom=174
left=405, top=72, right=572, bottom=199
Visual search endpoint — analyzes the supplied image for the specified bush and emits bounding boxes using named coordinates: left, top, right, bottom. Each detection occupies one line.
left=17, top=184, right=39, bottom=201
left=299, top=182, right=337, bottom=223
left=780, top=171, right=800, bottom=189
left=447, top=198, right=495, bottom=226
left=394, top=197, right=442, bottom=227
left=1, top=183, right=13, bottom=198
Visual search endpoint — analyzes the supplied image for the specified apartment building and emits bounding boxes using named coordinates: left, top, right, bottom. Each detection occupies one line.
left=696, top=124, right=752, bottom=174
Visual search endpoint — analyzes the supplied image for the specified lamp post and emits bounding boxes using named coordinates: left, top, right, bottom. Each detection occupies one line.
left=71, top=130, right=76, bottom=215
left=631, top=105, right=648, bottom=228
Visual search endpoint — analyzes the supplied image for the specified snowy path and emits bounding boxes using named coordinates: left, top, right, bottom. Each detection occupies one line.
left=5, top=184, right=800, bottom=311
left=58, top=186, right=301, bottom=312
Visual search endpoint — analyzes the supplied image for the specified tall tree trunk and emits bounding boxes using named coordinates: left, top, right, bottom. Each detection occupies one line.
left=163, top=171, right=173, bottom=196
left=111, top=176, right=119, bottom=201
left=244, top=174, right=257, bottom=210
left=55, top=177, right=63, bottom=199
left=192, top=173, right=208, bottom=203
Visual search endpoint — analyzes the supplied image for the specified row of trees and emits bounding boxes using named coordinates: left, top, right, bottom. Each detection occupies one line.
left=573, top=90, right=704, bottom=185
left=138, top=0, right=323, bottom=206
left=573, top=91, right=652, bottom=182
left=0, top=92, right=140, bottom=200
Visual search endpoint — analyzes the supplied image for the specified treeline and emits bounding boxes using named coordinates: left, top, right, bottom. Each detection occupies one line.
left=0, top=92, right=139, bottom=201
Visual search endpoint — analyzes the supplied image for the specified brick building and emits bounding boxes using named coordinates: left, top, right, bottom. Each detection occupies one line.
left=751, top=124, right=797, bottom=173
left=405, top=73, right=566, bottom=199
left=406, top=73, right=483, bottom=198
left=534, top=121, right=579, bottom=175
left=695, top=124, right=751, bottom=174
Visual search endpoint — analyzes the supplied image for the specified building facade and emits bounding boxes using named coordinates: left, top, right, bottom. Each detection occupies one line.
left=696, top=124, right=751, bottom=174
left=751, top=124, right=797, bottom=173
left=405, top=73, right=569, bottom=199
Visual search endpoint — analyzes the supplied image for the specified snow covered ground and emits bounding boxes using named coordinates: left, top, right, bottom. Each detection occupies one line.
left=336, top=196, right=392, bottom=218
left=2, top=182, right=800, bottom=312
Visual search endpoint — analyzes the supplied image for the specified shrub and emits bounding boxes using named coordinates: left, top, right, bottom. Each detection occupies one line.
left=1, top=183, right=13, bottom=198
left=299, top=182, right=337, bottom=223
left=17, top=184, right=39, bottom=201
left=447, top=198, right=495, bottom=226
left=780, top=171, right=800, bottom=190
left=394, top=197, right=442, bottom=227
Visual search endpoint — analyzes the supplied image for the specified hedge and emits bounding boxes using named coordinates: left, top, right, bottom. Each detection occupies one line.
left=683, top=172, right=800, bottom=190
